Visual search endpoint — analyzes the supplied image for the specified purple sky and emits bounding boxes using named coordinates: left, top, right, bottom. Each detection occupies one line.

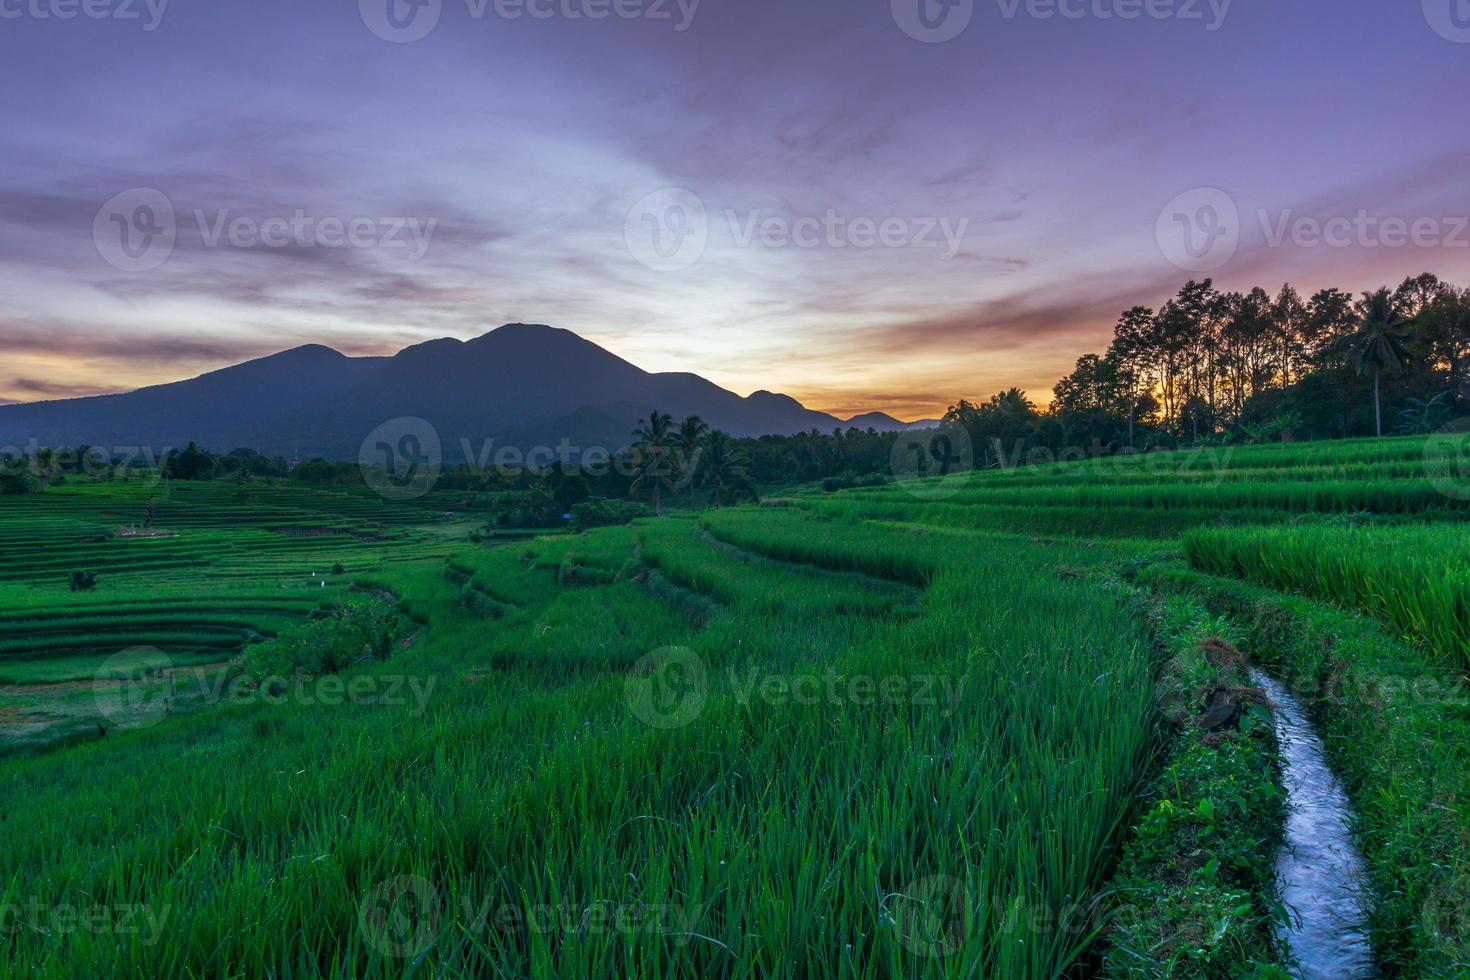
left=2, top=0, right=1467, bottom=417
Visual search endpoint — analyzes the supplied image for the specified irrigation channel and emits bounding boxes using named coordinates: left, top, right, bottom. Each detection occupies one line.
left=1251, top=670, right=1374, bottom=978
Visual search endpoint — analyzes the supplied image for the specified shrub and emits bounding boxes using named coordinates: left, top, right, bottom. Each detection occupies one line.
left=69, top=570, right=98, bottom=592
left=231, top=599, right=401, bottom=681
left=570, top=497, right=651, bottom=531
left=0, top=471, right=44, bottom=495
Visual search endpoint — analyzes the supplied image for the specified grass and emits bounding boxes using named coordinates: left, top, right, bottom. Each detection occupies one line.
left=1142, top=562, right=1470, bottom=976
left=3, top=432, right=1470, bottom=975
left=1184, top=523, right=1470, bottom=669
left=0, top=485, right=1159, bottom=977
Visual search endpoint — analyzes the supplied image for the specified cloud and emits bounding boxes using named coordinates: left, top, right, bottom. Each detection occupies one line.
left=0, top=318, right=285, bottom=365
left=7, top=378, right=121, bottom=399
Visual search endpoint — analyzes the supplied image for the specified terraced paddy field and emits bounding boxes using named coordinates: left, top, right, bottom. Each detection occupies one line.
left=1, top=438, right=1468, bottom=977
left=0, top=481, right=464, bottom=750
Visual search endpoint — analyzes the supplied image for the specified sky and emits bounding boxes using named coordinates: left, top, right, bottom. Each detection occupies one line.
left=1, top=0, right=1468, bottom=419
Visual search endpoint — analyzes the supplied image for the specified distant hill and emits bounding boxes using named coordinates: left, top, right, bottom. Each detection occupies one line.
left=0, top=324, right=928, bottom=460
left=842, top=412, right=942, bottom=432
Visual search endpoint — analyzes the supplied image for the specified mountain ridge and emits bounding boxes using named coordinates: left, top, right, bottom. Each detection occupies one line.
left=0, top=324, right=928, bottom=459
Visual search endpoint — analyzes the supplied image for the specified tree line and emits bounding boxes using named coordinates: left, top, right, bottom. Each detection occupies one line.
left=1044, top=271, right=1470, bottom=449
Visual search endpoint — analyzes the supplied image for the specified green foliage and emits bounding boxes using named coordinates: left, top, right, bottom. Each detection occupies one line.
left=1144, top=564, right=1470, bottom=975
left=11, top=427, right=1470, bottom=977
left=1102, top=592, right=1285, bottom=977
left=0, top=471, right=44, bottom=495
left=1185, top=523, right=1470, bottom=669
left=570, top=496, right=651, bottom=531
left=231, top=599, right=401, bottom=680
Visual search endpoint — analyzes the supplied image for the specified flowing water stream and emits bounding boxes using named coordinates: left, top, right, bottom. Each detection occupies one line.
left=1250, top=669, right=1375, bottom=978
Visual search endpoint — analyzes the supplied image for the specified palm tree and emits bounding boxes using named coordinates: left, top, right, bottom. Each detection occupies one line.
left=699, top=430, right=752, bottom=508
left=1341, top=288, right=1410, bottom=437
left=629, top=410, right=676, bottom=516
left=674, top=415, right=708, bottom=502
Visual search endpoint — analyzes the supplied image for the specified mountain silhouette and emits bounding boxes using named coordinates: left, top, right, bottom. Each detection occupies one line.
left=0, top=324, right=923, bottom=459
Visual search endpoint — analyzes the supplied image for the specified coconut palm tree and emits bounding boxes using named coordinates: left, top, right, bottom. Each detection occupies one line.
left=674, top=415, right=708, bottom=502
left=629, top=410, right=676, bottom=516
left=1341, top=288, right=1410, bottom=437
left=699, top=430, right=752, bottom=508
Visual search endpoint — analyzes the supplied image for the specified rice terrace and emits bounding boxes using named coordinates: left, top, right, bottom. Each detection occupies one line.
left=0, top=414, right=1466, bottom=976
left=4, top=1, right=1470, bottom=977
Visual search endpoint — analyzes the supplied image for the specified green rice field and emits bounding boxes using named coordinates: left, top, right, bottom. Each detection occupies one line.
left=2, top=437, right=1468, bottom=977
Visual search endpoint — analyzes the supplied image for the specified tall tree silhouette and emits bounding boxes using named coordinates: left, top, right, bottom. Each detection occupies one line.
left=674, top=415, right=708, bottom=503
left=629, top=410, right=676, bottom=516
left=1341, top=288, right=1411, bottom=437
left=699, top=430, right=752, bottom=508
